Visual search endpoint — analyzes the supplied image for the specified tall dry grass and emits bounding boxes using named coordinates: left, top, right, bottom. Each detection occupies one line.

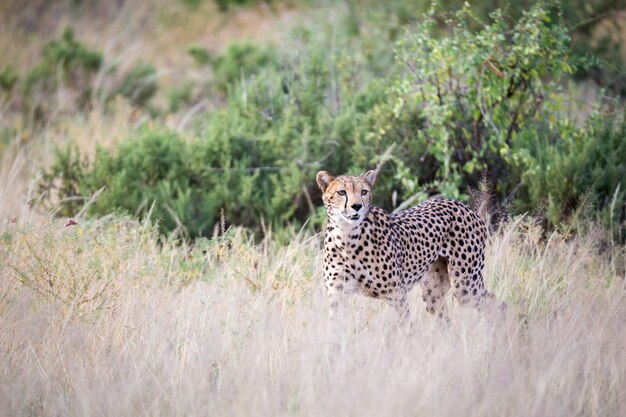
left=1, top=207, right=624, bottom=416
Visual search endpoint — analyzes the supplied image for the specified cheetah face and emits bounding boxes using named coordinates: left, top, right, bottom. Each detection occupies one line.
left=316, top=170, right=377, bottom=226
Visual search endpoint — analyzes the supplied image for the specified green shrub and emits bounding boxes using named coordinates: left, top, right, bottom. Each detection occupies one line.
left=5, top=27, right=162, bottom=117
left=167, top=83, right=194, bottom=113
left=187, top=44, right=213, bottom=66
left=40, top=2, right=625, bottom=240
left=41, top=130, right=193, bottom=234
left=3, top=27, right=104, bottom=121
left=388, top=4, right=573, bottom=200
left=39, top=34, right=375, bottom=237
left=439, top=0, right=626, bottom=95
left=214, top=0, right=257, bottom=11
left=118, top=62, right=158, bottom=108
left=181, top=0, right=205, bottom=10
left=515, top=108, right=626, bottom=235
left=0, top=126, right=16, bottom=157
left=24, top=28, right=102, bottom=96
left=211, top=43, right=278, bottom=93
left=0, top=67, right=18, bottom=94
left=39, top=125, right=318, bottom=238
left=39, top=145, right=89, bottom=216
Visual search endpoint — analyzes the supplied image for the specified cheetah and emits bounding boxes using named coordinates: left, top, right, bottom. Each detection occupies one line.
left=316, top=169, right=502, bottom=324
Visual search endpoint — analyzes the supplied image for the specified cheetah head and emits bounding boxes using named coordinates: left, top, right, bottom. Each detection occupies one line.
left=316, top=170, right=377, bottom=226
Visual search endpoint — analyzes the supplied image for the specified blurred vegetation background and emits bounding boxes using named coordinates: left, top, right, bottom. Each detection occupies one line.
left=0, top=0, right=624, bottom=241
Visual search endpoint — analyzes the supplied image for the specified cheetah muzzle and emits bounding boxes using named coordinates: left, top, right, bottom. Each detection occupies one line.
left=316, top=169, right=503, bottom=325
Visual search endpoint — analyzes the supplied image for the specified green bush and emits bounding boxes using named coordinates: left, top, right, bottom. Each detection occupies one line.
left=167, top=83, right=194, bottom=113
left=39, top=33, right=377, bottom=236
left=40, top=2, right=625, bottom=240
left=0, top=27, right=105, bottom=122
left=187, top=44, right=213, bottom=66
left=515, top=108, right=626, bottom=234
left=348, top=0, right=625, bottom=95
left=4, top=27, right=163, bottom=119
left=181, top=0, right=205, bottom=10
left=41, top=130, right=192, bottom=233
left=118, top=62, right=159, bottom=108
left=24, top=28, right=102, bottom=97
left=0, top=67, right=18, bottom=95
left=39, top=125, right=317, bottom=238
left=213, top=0, right=257, bottom=11
left=468, top=1, right=620, bottom=94
left=211, top=43, right=278, bottom=93
left=388, top=4, right=573, bottom=199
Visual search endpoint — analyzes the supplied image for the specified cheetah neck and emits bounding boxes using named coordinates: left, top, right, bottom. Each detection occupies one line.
left=325, top=207, right=394, bottom=257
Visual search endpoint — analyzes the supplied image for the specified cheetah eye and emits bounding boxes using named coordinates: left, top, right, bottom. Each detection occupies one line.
left=337, top=190, right=346, bottom=196
left=361, top=190, right=369, bottom=196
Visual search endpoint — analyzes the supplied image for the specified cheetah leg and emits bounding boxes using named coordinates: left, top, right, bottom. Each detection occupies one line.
left=327, top=285, right=343, bottom=322
left=389, top=289, right=410, bottom=327
left=419, top=257, right=451, bottom=323
left=324, top=283, right=350, bottom=352
left=449, top=251, right=502, bottom=314
left=326, top=277, right=357, bottom=322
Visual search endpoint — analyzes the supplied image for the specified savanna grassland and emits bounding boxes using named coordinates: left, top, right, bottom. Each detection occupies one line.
left=1, top=1, right=626, bottom=416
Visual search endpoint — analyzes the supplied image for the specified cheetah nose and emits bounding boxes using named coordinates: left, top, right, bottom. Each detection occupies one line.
left=351, top=203, right=362, bottom=211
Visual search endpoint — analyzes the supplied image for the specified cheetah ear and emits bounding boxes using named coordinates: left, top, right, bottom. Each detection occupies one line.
left=363, top=169, right=377, bottom=186
left=316, top=171, right=334, bottom=193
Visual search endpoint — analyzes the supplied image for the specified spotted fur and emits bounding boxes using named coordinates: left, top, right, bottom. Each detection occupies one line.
left=316, top=169, right=501, bottom=324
